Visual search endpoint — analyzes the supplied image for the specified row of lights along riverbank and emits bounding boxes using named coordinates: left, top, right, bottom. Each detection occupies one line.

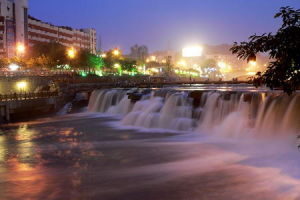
left=6, top=42, right=262, bottom=80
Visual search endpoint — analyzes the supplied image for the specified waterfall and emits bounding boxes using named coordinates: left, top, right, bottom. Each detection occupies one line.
left=88, top=89, right=128, bottom=113
left=87, top=89, right=300, bottom=137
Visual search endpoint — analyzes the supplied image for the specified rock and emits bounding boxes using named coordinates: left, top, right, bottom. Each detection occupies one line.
left=128, top=93, right=143, bottom=103
left=243, top=93, right=253, bottom=103
left=223, top=93, right=231, bottom=101
left=189, top=91, right=203, bottom=107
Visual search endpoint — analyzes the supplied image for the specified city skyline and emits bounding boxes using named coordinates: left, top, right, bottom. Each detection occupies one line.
left=29, top=0, right=300, bottom=52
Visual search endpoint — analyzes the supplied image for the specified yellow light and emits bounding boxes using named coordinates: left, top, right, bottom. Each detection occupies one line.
left=16, top=43, right=25, bottom=55
left=114, top=63, right=121, bottom=68
left=150, top=56, right=156, bottom=62
left=177, top=60, right=187, bottom=68
left=218, top=61, right=232, bottom=73
left=16, top=81, right=27, bottom=91
left=182, top=46, right=203, bottom=57
left=67, top=47, right=77, bottom=59
left=101, top=53, right=107, bottom=58
left=112, top=49, right=121, bottom=56
left=150, top=68, right=159, bottom=73
left=246, top=61, right=258, bottom=72
left=9, top=63, right=20, bottom=71
left=247, top=72, right=256, bottom=76
left=249, top=61, right=257, bottom=67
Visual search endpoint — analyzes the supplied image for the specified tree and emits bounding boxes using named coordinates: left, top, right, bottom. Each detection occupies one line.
left=30, top=42, right=68, bottom=69
left=26, top=55, right=52, bottom=70
left=120, top=59, right=137, bottom=72
left=88, top=53, right=104, bottom=71
left=0, top=58, right=9, bottom=69
left=230, top=7, right=300, bottom=94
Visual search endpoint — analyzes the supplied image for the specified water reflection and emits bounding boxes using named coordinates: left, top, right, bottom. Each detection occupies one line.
left=0, top=116, right=300, bottom=199
left=0, top=135, right=6, bottom=163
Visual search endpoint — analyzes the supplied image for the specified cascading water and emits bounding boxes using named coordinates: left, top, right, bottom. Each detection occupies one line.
left=88, top=89, right=300, bottom=137
left=88, top=89, right=128, bottom=113
left=122, top=92, right=194, bottom=131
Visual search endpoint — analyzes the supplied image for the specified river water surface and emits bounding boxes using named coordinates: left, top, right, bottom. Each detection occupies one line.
left=0, top=112, right=300, bottom=200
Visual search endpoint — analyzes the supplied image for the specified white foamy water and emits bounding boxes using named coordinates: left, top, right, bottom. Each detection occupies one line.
left=88, top=88, right=300, bottom=138
left=3, top=97, right=300, bottom=199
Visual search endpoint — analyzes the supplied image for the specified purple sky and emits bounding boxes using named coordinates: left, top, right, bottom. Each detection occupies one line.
left=29, top=0, right=300, bottom=53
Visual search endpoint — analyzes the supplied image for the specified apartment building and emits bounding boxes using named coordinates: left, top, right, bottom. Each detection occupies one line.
left=28, top=16, right=97, bottom=54
left=0, top=0, right=96, bottom=57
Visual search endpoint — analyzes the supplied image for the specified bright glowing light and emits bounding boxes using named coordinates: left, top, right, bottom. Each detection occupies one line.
left=112, top=49, right=121, bottom=56
left=150, top=56, right=156, bottom=62
left=247, top=72, right=256, bottom=76
left=149, top=68, right=159, bottom=73
left=9, top=63, right=20, bottom=71
left=95, top=70, right=103, bottom=77
left=177, top=60, right=187, bottom=67
left=16, top=81, right=27, bottom=91
left=218, top=61, right=232, bottom=73
left=249, top=61, right=257, bottom=66
left=16, top=43, right=25, bottom=55
left=246, top=61, right=258, bottom=73
left=101, top=53, right=107, bottom=58
left=182, top=46, right=203, bottom=57
left=67, top=47, right=77, bottom=59
left=114, top=63, right=121, bottom=68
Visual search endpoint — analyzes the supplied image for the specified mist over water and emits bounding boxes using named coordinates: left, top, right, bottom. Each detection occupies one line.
left=1, top=86, right=300, bottom=199
left=88, top=88, right=300, bottom=138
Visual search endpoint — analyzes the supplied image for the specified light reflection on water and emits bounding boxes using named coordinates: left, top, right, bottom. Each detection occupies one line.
left=0, top=116, right=299, bottom=199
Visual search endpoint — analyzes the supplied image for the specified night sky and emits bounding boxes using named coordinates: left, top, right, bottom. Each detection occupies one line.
left=29, top=0, right=300, bottom=53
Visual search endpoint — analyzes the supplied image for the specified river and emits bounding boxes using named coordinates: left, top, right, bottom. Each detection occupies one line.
left=0, top=86, right=300, bottom=200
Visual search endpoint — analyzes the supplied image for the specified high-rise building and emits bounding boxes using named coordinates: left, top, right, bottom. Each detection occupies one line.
left=0, top=0, right=96, bottom=57
left=28, top=16, right=97, bottom=54
left=130, top=44, right=148, bottom=61
left=0, top=0, right=28, bottom=57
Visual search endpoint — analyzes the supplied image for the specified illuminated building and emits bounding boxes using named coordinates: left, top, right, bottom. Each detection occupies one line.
left=182, top=46, right=203, bottom=58
left=0, top=0, right=97, bottom=57
left=28, top=16, right=97, bottom=54
left=130, top=45, right=148, bottom=61
left=0, top=0, right=28, bottom=57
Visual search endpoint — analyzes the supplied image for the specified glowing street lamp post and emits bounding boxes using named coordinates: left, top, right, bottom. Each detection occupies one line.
left=112, top=49, right=121, bottom=57
left=16, top=42, right=26, bottom=57
left=66, top=47, right=77, bottom=73
left=16, top=81, right=27, bottom=93
left=67, top=47, right=77, bottom=59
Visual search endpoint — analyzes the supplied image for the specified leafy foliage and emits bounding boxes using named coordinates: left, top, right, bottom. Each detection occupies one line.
left=231, top=7, right=300, bottom=94
left=1, top=42, right=137, bottom=76
left=30, top=42, right=67, bottom=68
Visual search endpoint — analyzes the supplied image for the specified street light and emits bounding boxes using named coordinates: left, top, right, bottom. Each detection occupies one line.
left=16, top=81, right=27, bottom=92
left=249, top=61, right=257, bottom=66
left=8, top=63, right=20, bottom=71
left=218, top=61, right=232, bottom=73
left=16, top=42, right=25, bottom=56
left=182, top=46, right=203, bottom=57
left=177, top=60, right=187, bottom=68
left=67, top=47, right=77, bottom=59
left=112, top=49, right=121, bottom=57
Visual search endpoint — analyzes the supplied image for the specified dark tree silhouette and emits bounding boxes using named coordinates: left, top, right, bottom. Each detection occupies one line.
left=30, top=42, right=68, bottom=68
left=231, top=7, right=300, bottom=94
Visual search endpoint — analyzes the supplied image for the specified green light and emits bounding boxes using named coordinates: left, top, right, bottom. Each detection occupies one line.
left=80, top=71, right=88, bottom=77
left=95, top=70, right=103, bottom=77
